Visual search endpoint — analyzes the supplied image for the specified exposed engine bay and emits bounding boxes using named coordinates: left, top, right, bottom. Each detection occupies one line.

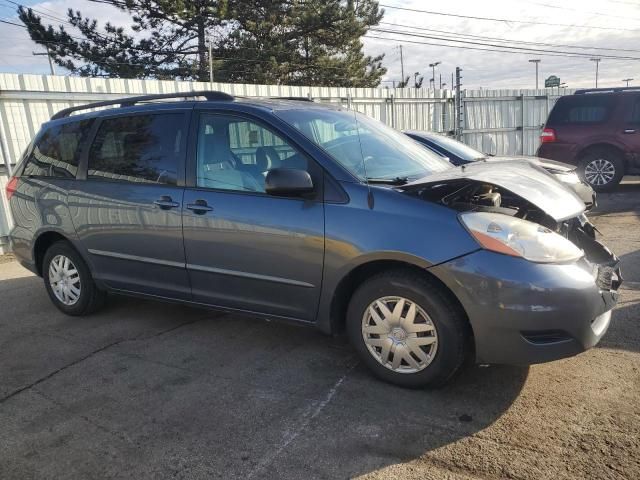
left=407, top=180, right=622, bottom=290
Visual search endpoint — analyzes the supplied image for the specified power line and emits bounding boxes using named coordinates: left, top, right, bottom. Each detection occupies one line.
left=523, top=0, right=640, bottom=21
left=365, top=34, right=638, bottom=61
left=379, top=22, right=640, bottom=54
left=369, top=28, right=640, bottom=61
left=379, top=3, right=640, bottom=32
left=0, top=17, right=22, bottom=27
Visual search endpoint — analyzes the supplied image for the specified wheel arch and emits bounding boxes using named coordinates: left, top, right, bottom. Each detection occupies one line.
left=326, top=259, right=474, bottom=343
left=32, top=230, right=91, bottom=277
left=578, top=143, right=628, bottom=173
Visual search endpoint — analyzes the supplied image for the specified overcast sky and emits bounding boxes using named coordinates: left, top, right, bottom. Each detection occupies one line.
left=1, top=0, right=639, bottom=90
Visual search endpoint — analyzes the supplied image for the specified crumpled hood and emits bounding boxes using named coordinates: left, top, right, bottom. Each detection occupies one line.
left=486, top=155, right=575, bottom=173
left=404, top=159, right=585, bottom=221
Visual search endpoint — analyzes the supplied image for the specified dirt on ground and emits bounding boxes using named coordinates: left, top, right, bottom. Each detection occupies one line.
left=0, top=252, right=15, bottom=264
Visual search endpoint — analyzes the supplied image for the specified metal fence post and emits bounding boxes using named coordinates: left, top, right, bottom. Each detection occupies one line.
left=390, top=94, right=396, bottom=129
left=455, top=67, right=463, bottom=140
left=521, top=94, right=526, bottom=155
left=0, top=117, right=13, bottom=176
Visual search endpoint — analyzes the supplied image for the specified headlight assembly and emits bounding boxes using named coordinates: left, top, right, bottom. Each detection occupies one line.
left=459, top=212, right=584, bottom=263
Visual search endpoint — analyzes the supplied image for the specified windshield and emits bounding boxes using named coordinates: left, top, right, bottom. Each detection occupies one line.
left=275, top=108, right=451, bottom=181
left=427, top=135, right=486, bottom=162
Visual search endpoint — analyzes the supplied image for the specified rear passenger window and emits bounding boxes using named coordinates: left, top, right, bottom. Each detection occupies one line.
left=22, top=120, right=93, bottom=178
left=88, top=114, right=184, bottom=185
left=547, top=96, right=614, bottom=125
left=630, top=98, right=640, bottom=123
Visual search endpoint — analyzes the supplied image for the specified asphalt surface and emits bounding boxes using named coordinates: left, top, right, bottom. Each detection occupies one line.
left=1, top=181, right=639, bottom=480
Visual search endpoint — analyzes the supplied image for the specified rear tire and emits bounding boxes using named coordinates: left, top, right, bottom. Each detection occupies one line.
left=346, top=270, right=470, bottom=388
left=579, top=149, right=625, bottom=192
left=43, top=241, right=106, bottom=316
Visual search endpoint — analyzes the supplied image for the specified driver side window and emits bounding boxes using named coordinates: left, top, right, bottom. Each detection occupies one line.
left=196, top=114, right=307, bottom=192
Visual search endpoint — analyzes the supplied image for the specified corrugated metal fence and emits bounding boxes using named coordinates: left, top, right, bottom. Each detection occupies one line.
left=0, top=73, right=572, bottom=251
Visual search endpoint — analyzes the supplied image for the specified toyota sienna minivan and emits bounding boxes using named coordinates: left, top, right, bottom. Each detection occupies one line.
left=6, top=92, right=621, bottom=388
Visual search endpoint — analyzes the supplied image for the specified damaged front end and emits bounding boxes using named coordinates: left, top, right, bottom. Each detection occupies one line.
left=403, top=168, right=622, bottom=294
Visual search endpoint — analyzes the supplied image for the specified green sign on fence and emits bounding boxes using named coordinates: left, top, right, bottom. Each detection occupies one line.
left=545, top=75, right=560, bottom=88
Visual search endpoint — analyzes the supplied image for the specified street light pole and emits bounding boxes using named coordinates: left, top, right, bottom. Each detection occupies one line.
left=429, top=61, right=441, bottom=91
left=528, top=59, right=541, bottom=89
left=623, top=78, right=634, bottom=87
left=590, top=58, right=601, bottom=88
left=399, top=45, right=405, bottom=85
left=32, top=46, right=56, bottom=75
left=208, top=37, right=214, bottom=88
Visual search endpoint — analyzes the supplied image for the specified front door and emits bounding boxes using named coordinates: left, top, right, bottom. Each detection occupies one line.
left=182, top=112, right=325, bottom=321
left=69, top=111, right=191, bottom=299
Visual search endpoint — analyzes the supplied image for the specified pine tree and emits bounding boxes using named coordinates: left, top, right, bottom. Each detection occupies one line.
left=217, top=0, right=386, bottom=86
left=18, top=1, right=227, bottom=80
left=17, top=0, right=386, bottom=86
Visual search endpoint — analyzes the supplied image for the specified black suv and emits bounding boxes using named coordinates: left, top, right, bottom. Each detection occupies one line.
left=537, top=87, right=640, bottom=191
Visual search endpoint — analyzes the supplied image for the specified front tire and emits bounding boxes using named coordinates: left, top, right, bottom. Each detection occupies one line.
left=346, top=270, right=470, bottom=388
left=43, top=241, right=106, bottom=316
left=579, top=149, right=624, bottom=192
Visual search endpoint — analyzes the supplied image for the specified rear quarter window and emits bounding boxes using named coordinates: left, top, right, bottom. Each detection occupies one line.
left=547, top=95, right=615, bottom=126
left=629, top=96, right=640, bottom=123
left=22, top=119, right=94, bottom=178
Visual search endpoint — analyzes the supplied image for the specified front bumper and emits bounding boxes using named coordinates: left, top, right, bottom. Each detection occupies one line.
left=430, top=250, right=620, bottom=365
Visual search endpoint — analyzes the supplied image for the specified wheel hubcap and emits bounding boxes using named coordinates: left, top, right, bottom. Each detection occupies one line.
left=48, top=254, right=81, bottom=306
left=584, top=158, right=615, bottom=186
left=361, top=296, right=438, bottom=374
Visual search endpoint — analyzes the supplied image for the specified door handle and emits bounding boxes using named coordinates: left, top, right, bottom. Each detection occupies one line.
left=186, top=199, right=213, bottom=214
left=154, top=196, right=180, bottom=210
left=624, top=129, right=637, bottom=134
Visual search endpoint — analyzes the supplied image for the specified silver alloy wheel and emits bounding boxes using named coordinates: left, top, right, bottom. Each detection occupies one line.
left=48, top=254, right=81, bottom=306
left=584, top=158, right=616, bottom=186
left=361, top=296, right=438, bottom=374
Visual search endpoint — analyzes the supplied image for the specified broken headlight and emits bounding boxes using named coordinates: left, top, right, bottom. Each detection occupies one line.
left=459, top=211, right=584, bottom=263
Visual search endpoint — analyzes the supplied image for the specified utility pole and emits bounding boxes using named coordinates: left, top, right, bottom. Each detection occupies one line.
left=399, top=45, right=405, bottom=86
left=208, top=37, right=214, bottom=88
left=455, top=67, right=463, bottom=141
left=528, top=59, right=541, bottom=89
left=590, top=58, right=601, bottom=88
left=32, top=45, right=55, bottom=75
left=439, top=73, right=442, bottom=89
left=623, top=78, right=634, bottom=87
left=429, top=61, right=441, bottom=91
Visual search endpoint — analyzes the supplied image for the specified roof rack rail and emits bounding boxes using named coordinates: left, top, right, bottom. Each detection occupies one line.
left=51, top=90, right=234, bottom=120
left=574, top=87, right=640, bottom=95
left=269, top=96, right=315, bottom=102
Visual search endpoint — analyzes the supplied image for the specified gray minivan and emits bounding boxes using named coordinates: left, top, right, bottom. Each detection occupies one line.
left=6, top=92, right=621, bottom=387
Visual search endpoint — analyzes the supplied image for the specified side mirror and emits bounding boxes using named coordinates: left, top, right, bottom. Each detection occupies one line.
left=265, top=168, right=314, bottom=196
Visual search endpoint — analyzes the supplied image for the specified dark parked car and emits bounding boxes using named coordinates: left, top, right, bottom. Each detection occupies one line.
left=537, top=87, right=640, bottom=191
left=404, top=130, right=596, bottom=210
left=6, top=92, right=621, bottom=388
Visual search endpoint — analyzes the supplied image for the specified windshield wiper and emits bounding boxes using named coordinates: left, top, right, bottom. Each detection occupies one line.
left=365, top=176, right=410, bottom=185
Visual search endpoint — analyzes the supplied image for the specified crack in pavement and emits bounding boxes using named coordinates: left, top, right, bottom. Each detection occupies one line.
left=0, top=317, right=210, bottom=405
left=246, top=359, right=359, bottom=479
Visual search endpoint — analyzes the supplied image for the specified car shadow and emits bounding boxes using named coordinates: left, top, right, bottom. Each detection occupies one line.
left=0, top=271, right=529, bottom=479
left=591, top=180, right=640, bottom=216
